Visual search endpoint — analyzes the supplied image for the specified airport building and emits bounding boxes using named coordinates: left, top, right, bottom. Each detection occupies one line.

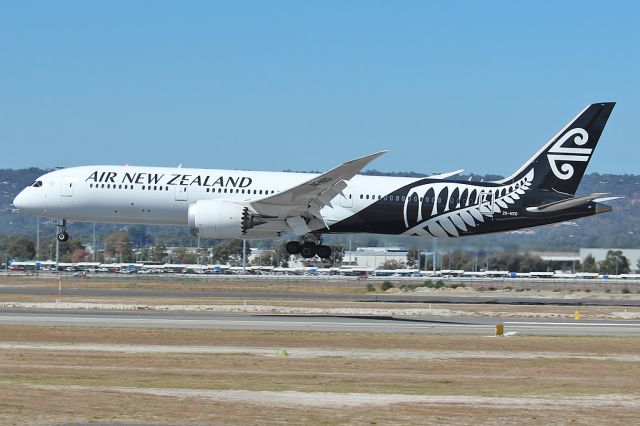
left=342, top=247, right=410, bottom=268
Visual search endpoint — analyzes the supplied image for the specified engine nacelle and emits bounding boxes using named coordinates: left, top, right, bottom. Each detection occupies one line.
left=188, top=199, right=261, bottom=239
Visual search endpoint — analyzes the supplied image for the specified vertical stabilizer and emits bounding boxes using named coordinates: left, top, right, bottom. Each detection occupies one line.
left=496, top=102, right=615, bottom=195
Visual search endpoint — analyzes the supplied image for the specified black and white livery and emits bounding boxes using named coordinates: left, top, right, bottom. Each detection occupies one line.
left=14, top=102, right=617, bottom=259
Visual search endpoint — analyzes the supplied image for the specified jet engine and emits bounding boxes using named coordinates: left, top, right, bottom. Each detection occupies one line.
left=188, top=199, right=264, bottom=239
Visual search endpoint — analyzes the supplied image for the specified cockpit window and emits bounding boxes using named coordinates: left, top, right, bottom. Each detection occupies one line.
left=32, top=181, right=43, bottom=188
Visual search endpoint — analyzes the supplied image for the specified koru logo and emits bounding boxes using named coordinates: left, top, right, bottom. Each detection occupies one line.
left=546, top=128, right=591, bottom=180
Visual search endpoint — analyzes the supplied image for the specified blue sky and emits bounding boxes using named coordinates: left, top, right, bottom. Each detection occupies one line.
left=1, top=1, right=638, bottom=175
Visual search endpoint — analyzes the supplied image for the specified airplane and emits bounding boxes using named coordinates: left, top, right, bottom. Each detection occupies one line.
left=13, top=102, right=617, bottom=260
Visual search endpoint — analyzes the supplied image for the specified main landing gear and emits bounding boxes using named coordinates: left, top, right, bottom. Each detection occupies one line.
left=56, top=220, right=69, bottom=242
left=285, top=239, right=332, bottom=259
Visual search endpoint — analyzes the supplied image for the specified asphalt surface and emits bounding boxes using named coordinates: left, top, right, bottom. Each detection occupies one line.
left=1, top=310, right=639, bottom=336
left=2, top=285, right=640, bottom=306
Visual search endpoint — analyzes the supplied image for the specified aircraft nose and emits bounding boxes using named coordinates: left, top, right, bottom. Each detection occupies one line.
left=13, top=190, right=27, bottom=210
left=13, top=188, right=43, bottom=213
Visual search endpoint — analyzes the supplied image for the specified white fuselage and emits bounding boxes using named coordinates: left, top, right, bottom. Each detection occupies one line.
left=14, top=165, right=419, bottom=231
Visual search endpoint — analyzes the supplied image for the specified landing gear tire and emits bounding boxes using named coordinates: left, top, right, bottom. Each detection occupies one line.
left=316, top=245, right=332, bottom=259
left=285, top=241, right=301, bottom=255
left=300, top=242, right=317, bottom=259
left=57, top=232, right=69, bottom=242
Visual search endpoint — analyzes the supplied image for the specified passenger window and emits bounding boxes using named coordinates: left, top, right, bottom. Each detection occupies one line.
left=366, top=195, right=369, bottom=199
left=90, top=184, right=93, bottom=188
left=142, top=186, right=145, bottom=190
left=395, top=196, right=400, bottom=202
left=360, top=194, right=363, bottom=199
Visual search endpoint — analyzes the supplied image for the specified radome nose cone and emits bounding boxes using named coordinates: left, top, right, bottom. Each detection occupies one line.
left=13, top=189, right=42, bottom=213
left=13, top=190, right=26, bottom=210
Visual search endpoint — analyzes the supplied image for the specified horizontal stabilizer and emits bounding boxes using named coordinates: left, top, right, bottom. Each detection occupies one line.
left=526, top=193, right=609, bottom=213
left=594, top=196, right=623, bottom=203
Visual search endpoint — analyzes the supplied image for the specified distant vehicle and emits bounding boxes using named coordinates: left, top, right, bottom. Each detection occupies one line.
left=72, top=271, right=87, bottom=277
left=357, top=273, right=368, bottom=280
left=14, top=103, right=618, bottom=259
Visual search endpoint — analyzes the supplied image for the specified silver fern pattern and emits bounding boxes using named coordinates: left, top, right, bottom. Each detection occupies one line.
left=402, top=169, right=534, bottom=238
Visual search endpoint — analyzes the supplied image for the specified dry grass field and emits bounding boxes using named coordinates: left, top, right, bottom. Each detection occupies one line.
left=1, top=275, right=640, bottom=424
left=1, top=326, right=640, bottom=425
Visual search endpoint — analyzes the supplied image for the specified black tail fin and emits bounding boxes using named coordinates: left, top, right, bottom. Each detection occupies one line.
left=496, top=102, right=615, bottom=195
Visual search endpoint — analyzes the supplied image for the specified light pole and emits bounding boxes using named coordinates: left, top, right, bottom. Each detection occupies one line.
left=36, top=217, right=40, bottom=261
left=92, top=222, right=96, bottom=262
left=432, top=239, right=437, bottom=275
left=242, top=239, right=247, bottom=273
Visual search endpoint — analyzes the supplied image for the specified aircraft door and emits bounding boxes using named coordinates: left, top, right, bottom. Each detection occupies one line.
left=60, top=176, right=74, bottom=197
left=174, top=186, right=188, bottom=201
left=479, top=191, right=494, bottom=219
left=339, top=188, right=354, bottom=208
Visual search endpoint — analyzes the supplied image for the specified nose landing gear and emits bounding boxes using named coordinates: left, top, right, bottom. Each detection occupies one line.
left=285, top=238, right=332, bottom=259
left=56, top=220, right=69, bottom=242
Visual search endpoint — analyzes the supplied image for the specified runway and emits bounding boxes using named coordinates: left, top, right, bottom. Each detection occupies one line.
left=2, top=285, right=640, bottom=306
left=1, top=310, right=638, bottom=336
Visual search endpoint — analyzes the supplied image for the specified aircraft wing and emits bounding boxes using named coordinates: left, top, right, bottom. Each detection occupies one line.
left=250, top=151, right=387, bottom=232
left=429, top=169, right=464, bottom=179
